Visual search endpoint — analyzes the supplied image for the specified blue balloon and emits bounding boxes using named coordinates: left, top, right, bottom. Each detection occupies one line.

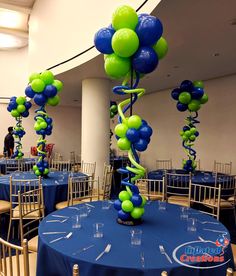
left=131, top=194, right=142, bottom=206
left=25, top=101, right=32, bottom=110
left=135, top=15, right=163, bottom=46
left=134, top=139, right=148, bottom=152
left=132, top=46, right=158, bottom=74
left=141, top=119, right=148, bottom=126
left=180, top=80, right=194, bottom=92
left=191, top=87, right=204, bottom=99
left=126, top=128, right=140, bottom=143
left=7, top=105, right=12, bottom=112
left=10, top=96, right=16, bottom=101
left=94, top=27, right=115, bottom=54
left=139, top=125, right=153, bottom=139
left=186, top=159, right=192, bottom=165
left=118, top=209, right=130, bottom=221
left=171, top=88, right=181, bottom=100
left=34, top=93, right=47, bottom=106
left=176, top=102, right=188, bottom=112
left=114, top=199, right=122, bottom=211
left=44, top=85, right=57, bottom=98
left=21, top=110, right=29, bottom=118
left=183, top=126, right=190, bottom=131
left=46, top=117, right=53, bottom=125
left=195, top=131, right=199, bottom=137
left=25, top=86, right=35, bottom=98
left=138, top=13, right=149, bottom=21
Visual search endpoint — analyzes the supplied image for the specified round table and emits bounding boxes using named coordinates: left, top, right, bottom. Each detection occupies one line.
left=36, top=201, right=234, bottom=276
left=0, top=171, right=87, bottom=214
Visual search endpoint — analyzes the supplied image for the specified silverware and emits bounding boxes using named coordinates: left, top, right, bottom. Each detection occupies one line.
left=42, top=232, right=67, bottom=235
left=51, top=215, right=69, bottom=219
left=72, top=244, right=95, bottom=255
left=68, top=206, right=80, bottom=211
left=203, top=228, right=227, bottom=234
left=159, top=245, right=173, bottom=264
left=140, top=252, right=145, bottom=268
left=49, top=232, right=72, bottom=244
left=199, top=221, right=219, bottom=225
left=95, top=244, right=111, bottom=261
left=85, top=203, right=95, bottom=208
left=46, top=218, right=68, bottom=223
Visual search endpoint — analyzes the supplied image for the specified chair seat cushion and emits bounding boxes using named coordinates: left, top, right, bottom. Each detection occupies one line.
left=228, top=196, right=235, bottom=202
left=28, top=235, right=38, bottom=252
left=202, top=199, right=233, bottom=208
left=0, top=200, right=11, bottom=213
left=13, top=204, right=42, bottom=218
left=168, top=196, right=189, bottom=207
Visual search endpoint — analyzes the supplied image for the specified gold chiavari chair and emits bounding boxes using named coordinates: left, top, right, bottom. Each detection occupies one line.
left=50, top=160, right=72, bottom=171
left=18, top=184, right=45, bottom=252
left=231, top=243, right=236, bottom=268
left=213, top=161, right=232, bottom=175
left=20, top=159, right=36, bottom=172
left=166, top=172, right=191, bottom=207
left=7, top=176, right=41, bottom=241
left=161, top=272, right=168, bottom=276
left=0, top=237, right=37, bottom=276
left=54, top=152, right=63, bottom=161
left=135, top=178, right=165, bottom=201
left=70, top=152, right=81, bottom=172
left=190, top=182, right=221, bottom=220
left=156, top=159, right=172, bottom=170
left=73, top=264, right=79, bottom=276
left=5, top=159, right=20, bottom=174
left=226, top=268, right=235, bottom=276
left=80, top=161, right=96, bottom=179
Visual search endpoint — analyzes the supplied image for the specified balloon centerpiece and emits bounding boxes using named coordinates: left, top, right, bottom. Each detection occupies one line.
left=171, top=80, right=208, bottom=172
left=24, top=70, right=63, bottom=177
left=7, top=96, right=32, bottom=158
left=95, top=5, right=168, bottom=224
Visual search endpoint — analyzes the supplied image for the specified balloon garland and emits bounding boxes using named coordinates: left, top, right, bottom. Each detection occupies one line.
left=24, top=70, right=63, bottom=176
left=7, top=96, right=32, bottom=158
left=95, top=5, right=168, bottom=224
left=171, top=80, right=208, bottom=173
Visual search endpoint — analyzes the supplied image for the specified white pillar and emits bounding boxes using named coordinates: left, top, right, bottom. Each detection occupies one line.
left=81, top=78, right=111, bottom=182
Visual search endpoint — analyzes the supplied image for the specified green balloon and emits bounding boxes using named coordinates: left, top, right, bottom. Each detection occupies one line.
left=11, top=109, right=20, bottom=118
left=40, top=121, right=47, bottom=129
left=40, top=70, right=54, bottom=85
left=110, top=105, right=118, bottom=113
left=178, top=92, right=191, bottom=104
left=188, top=100, right=201, bottom=112
left=17, top=104, right=26, bottom=113
left=184, top=130, right=191, bottom=137
left=16, top=96, right=26, bottom=105
left=18, top=152, right=23, bottom=157
left=29, top=72, right=40, bottom=83
left=189, top=135, right=196, bottom=141
left=31, top=79, right=45, bottom=93
left=182, top=135, right=188, bottom=141
left=179, top=130, right=184, bottom=136
left=121, top=200, right=134, bottom=212
left=43, top=168, right=49, bottom=175
left=35, top=170, right=41, bottom=176
left=119, top=190, right=131, bottom=201
left=153, top=37, right=168, bottom=60
left=190, top=127, right=197, bottom=134
left=193, top=80, right=204, bottom=88
left=114, top=123, right=128, bottom=137
left=112, top=28, right=139, bottom=58
left=52, top=80, right=63, bottom=92
left=105, top=53, right=131, bottom=79
left=140, top=195, right=147, bottom=207
left=131, top=207, right=143, bottom=219
left=127, top=115, right=142, bottom=129
left=110, top=111, right=114, bottom=118
left=33, top=165, right=37, bottom=171
left=112, top=5, right=138, bottom=31
left=200, top=93, right=208, bottom=104
left=117, top=137, right=131, bottom=151
left=47, top=95, right=60, bottom=106
left=34, top=123, right=41, bottom=131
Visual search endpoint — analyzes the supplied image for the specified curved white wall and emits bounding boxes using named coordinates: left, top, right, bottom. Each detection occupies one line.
left=29, top=0, right=161, bottom=74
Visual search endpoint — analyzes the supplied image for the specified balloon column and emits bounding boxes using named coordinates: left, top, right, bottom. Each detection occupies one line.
left=95, top=5, right=168, bottom=224
left=24, top=70, right=63, bottom=176
left=171, top=80, right=208, bottom=172
left=7, top=96, right=32, bottom=158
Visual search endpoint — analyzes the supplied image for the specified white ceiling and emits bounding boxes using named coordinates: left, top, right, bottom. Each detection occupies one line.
left=55, top=0, right=236, bottom=106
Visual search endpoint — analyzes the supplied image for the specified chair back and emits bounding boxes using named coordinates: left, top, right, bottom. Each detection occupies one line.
left=80, top=161, right=96, bottom=179
left=215, top=175, right=236, bottom=202
left=20, top=159, right=36, bottom=172
left=69, top=177, right=97, bottom=205
left=50, top=160, right=72, bottom=171
left=73, top=264, right=79, bottom=276
left=53, top=152, right=63, bottom=161
left=0, top=238, right=30, bottom=276
left=213, top=161, right=232, bottom=175
left=5, top=159, right=20, bottom=174
left=165, top=172, right=190, bottom=198
left=18, top=184, right=45, bottom=245
left=156, top=159, right=172, bottom=170
left=101, top=165, right=113, bottom=200
left=226, top=268, right=234, bottom=276
left=136, top=178, right=165, bottom=201
left=190, top=182, right=221, bottom=220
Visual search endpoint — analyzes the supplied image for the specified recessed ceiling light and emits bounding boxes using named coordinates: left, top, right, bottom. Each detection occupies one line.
left=0, top=32, right=27, bottom=49
left=213, top=53, right=220, bottom=57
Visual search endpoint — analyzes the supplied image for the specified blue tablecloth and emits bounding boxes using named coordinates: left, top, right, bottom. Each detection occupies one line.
left=37, top=201, right=234, bottom=276
left=0, top=171, right=87, bottom=214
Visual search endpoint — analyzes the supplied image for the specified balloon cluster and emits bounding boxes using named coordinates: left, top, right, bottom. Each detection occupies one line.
left=115, top=115, right=153, bottom=152
left=171, top=80, right=208, bottom=173
left=7, top=96, right=32, bottom=118
left=114, top=189, right=146, bottom=221
left=110, top=101, right=118, bottom=118
left=171, top=80, right=208, bottom=112
left=7, top=96, right=32, bottom=159
left=25, top=70, right=63, bottom=177
left=25, top=70, right=63, bottom=107
left=94, top=5, right=168, bottom=79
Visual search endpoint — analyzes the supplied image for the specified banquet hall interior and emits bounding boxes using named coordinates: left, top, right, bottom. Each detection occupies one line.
left=0, top=0, right=236, bottom=275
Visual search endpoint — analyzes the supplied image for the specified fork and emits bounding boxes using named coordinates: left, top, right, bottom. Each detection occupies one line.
left=140, top=252, right=145, bottom=268
left=198, top=221, right=219, bottom=225
left=46, top=218, right=68, bottom=223
left=49, top=232, right=73, bottom=244
left=159, top=245, right=173, bottom=264
left=95, top=244, right=111, bottom=261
